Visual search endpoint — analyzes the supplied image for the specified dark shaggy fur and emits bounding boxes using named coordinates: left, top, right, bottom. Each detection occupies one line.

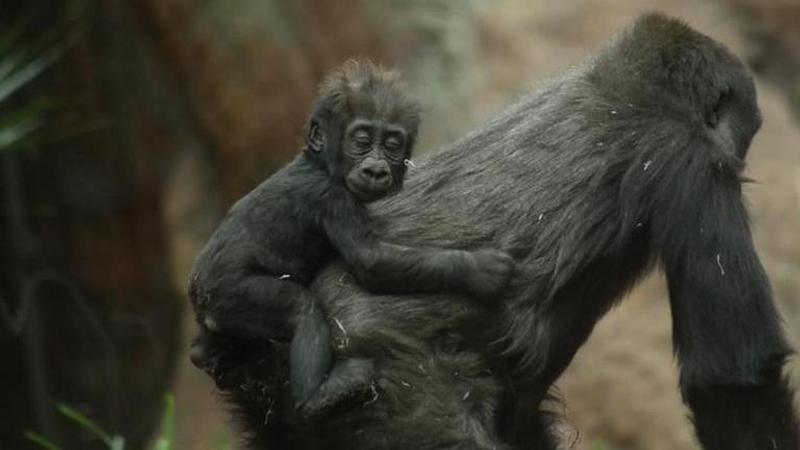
left=189, top=59, right=514, bottom=448
left=221, top=14, right=799, bottom=450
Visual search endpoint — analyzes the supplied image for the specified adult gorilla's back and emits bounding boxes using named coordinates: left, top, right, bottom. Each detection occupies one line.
left=229, top=14, right=799, bottom=450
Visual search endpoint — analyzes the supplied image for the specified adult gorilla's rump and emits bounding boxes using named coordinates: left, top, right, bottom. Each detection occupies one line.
left=226, top=13, right=799, bottom=450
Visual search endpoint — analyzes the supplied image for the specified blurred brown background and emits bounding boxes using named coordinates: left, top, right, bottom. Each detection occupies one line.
left=0, top=0, right=797, bottom=449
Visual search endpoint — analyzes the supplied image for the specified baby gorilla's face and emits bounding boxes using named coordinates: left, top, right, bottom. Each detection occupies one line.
left=342, top=118, right=410, bottom=203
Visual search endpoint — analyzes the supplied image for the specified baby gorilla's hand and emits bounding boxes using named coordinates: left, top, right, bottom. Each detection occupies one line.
left=462, top=249, right=515, bottom=301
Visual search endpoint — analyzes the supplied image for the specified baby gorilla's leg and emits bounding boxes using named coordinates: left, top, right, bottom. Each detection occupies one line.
left=296, top=357, right=376, bottom=419
left=290, top=297, right=333, bottom=405
left=205, top=274, right=301, bottom=342
left=290, top=296, right=376, bottom=419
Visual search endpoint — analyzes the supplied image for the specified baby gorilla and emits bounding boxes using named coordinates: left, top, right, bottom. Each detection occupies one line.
left=188, top=60, right=514, bottom=416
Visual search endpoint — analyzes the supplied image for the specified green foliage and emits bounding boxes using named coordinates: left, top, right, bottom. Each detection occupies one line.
left=56, top=404, right=119, bottom=447
left=150, top=394, right=175, bottom=450
left=25, top=395, right=186, bottom=450
left=0, top=18, right=66, bottom=152
left=26, top=401, right=126, bottom=450
left=23, top=432, right=61, bottom=450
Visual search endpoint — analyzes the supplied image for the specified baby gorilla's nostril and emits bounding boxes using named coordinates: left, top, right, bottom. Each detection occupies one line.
left=366, top=168, right=388, bottom=180
left=362, top=163, right=389, bottom=181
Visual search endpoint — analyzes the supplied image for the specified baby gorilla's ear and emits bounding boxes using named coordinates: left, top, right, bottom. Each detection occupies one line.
left=307, top=118, right=326, bottom=153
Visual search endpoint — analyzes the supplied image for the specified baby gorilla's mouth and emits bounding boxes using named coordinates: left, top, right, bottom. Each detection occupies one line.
left=346, top=176, right=392, bottom=202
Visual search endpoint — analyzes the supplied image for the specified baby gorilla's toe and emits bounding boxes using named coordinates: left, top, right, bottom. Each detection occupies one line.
left=189, top=341, right=210, bottom=369
left=204, top=316, right=221, bottom=332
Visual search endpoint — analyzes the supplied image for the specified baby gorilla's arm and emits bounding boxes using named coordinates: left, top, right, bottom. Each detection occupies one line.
left=324, top=193, right=514, bottom=302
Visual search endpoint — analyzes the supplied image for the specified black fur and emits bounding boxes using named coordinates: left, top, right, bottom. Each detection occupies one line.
left=220, top=14, right=799, bottom=450
left=187, top=59, right=514, bottom=430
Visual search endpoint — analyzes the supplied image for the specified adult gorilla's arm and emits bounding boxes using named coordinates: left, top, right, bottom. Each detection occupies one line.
left=226, top=14, right=798, bottom=450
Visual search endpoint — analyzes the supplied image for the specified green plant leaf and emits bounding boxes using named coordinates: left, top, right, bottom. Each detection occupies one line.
left=0, top=94, right=49, bottom=151
left=0, top=44, right=63, bottom=104
left=0, top=117, right=39, bottom=150
left=111, top=436, right=126, bottom=450
left=0, top=16, right=74, bottom=155
left=24, top=431, right=62, bottom=450
left=151, top=394, right=175, bottom=450
left=0, top=50, right=25, bottom=82
left=0, top=17, right=71, bottom=105
left=57, top=404, right=114, bottom=447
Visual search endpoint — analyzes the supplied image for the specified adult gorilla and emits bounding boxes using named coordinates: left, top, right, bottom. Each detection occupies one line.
left=224, top=14, right=799, bottom=450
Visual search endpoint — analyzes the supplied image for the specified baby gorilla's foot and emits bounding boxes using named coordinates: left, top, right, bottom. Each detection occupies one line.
left=296, top=358, right=376, bottom=420
left=189, top=335, right=243, bottom=390
left=189, top=338, right=212, bottom=369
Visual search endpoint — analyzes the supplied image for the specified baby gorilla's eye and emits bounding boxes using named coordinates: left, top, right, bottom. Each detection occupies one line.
left=383, top=136, right=404, bottom=159
left=385, top=137, right=400, bottom=149
left=354, top=130, right=372, bottom=149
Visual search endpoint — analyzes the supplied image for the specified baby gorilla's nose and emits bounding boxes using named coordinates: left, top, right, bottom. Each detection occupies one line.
left=359, top=159, right=391, bottom=189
